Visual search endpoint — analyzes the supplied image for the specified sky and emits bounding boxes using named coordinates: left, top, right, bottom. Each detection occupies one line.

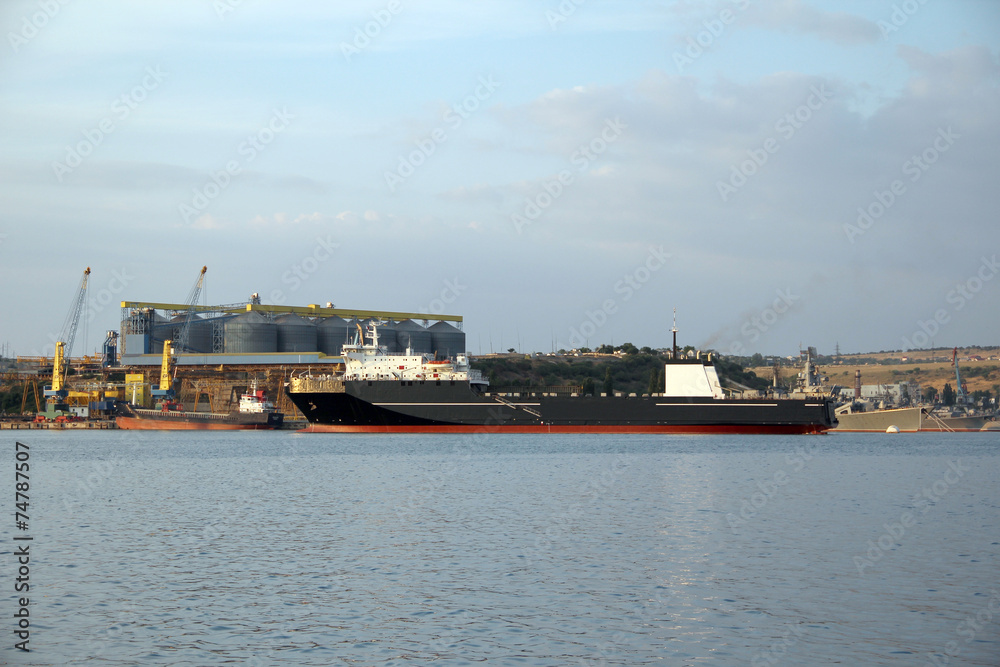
left=1, top=0, right=998, bottom=358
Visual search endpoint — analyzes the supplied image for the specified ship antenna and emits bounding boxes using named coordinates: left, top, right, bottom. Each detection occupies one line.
left=671, top=308, right=679, bottom=360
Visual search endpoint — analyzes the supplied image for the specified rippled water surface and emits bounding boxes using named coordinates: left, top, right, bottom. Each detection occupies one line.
left=3, top=431, right=999, bottom=666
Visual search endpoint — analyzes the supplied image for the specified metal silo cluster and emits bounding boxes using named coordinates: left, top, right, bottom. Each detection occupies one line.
left=224, top=311, right=277, bottom=353
left=275, top=313, right=318, bottom=352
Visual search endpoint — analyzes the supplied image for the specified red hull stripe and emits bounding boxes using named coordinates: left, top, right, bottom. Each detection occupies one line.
left=115, top=417, right=275, bottom=431
left=298, top=423, right=830, bottom=434
left=833, top=428, right=986, bottom=433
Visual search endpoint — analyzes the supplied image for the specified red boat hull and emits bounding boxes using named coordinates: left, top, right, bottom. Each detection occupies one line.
left=116, top=416, right=278, bottom=430
left=298, top=423, right=830, bottom=434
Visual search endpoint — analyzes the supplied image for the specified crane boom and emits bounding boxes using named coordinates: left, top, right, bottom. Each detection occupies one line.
left=59, top=267, right=91, bottom=358
left=176, top=266, right=207, bottom=352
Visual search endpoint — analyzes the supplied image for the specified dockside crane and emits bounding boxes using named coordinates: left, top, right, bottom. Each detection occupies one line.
left=952, top=348, right=968, bottom=405
left=39, top=268, right=90, bottom=420
left=150, top=339, right=180, bottom=410
left=175, top=266, right=207, bottom=353
left=58, top=267, right=91, bottom=359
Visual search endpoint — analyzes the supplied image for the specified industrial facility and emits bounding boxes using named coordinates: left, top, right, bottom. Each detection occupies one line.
left=119, top=300, right=465, bottom=365
left=112, top=296, right=465, bottom=421
left=1, top=266, right=465, bottom=426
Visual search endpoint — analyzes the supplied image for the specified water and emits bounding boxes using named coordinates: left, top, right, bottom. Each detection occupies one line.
left=2, top=431, right=998, bottom=666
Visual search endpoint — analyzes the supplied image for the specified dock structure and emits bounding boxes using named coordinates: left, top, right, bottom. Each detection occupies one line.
left=113, top=298, right=467, bottom=421
left=2, top=296, right=465, bottom=425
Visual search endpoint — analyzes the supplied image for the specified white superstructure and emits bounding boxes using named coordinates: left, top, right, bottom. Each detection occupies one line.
left=663, top=360, right=726, bottom=399
left=340, top=323, right=487, bottom=385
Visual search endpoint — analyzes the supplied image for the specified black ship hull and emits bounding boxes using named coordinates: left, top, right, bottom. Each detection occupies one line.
left=287, top=380, right=837, bottom=434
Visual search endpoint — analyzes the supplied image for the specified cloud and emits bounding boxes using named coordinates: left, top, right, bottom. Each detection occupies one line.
left=192, top=214, right=222, bottom=230
left=666, top=0, right=880, bottom=46
left=744, top=0, right=881, bottom=45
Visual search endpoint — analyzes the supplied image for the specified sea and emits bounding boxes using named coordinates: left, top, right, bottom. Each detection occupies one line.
left=2, top=431, right=998, bottom=666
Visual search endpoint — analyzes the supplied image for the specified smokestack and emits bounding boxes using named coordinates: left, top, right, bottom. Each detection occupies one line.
left=854, top=369, right=861, bottom=400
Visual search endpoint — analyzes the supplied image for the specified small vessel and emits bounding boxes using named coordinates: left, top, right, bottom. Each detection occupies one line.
left=285, top=321, right=837, bottom=434
left=115, top=381, right=284, bottom=430
left=115, top=340, right=283, bottom=430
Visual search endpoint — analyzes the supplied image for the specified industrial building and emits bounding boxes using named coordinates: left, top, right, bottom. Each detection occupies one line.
left=120, top=299, right=465, bottom=364
left=115, top=298, right=466, bottom=421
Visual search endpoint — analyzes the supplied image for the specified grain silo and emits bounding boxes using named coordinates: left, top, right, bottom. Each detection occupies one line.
left=276, top=313, right=318, bottom=353
left=317, top=316, right=350, bottom=355
left=428, top=321, right=465, bottom=358
left=395, top=319, right=433, bottom=355
left=224, top=311, right=277, bottom=353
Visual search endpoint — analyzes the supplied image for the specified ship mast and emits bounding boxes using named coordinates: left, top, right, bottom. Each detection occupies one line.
left=671, top=308, right=679, bottom=359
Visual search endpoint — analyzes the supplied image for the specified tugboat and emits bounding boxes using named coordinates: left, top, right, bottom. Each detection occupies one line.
left=285, top=321, right=837, bottom=434
left=115, top=341, right=283, bottom=430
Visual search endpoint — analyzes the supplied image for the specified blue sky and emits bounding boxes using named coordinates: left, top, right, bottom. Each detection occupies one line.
left=1, top=0, right=998, bottom=357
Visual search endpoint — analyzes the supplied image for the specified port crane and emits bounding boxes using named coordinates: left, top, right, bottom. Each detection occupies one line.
left=175, top=266, right=207, bottom=353
left=150, top=339, right=181, bottom=411
left=952, top=348, right=968, bottom=405
left=58, top=267, right=91, bottom=359
left=39, top=268, right=90, bottom=419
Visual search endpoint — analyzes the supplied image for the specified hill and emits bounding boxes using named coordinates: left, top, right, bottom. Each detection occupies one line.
left=748, top=347, right=1000, bottom=398
left=470, top=352, right=769, bottom=396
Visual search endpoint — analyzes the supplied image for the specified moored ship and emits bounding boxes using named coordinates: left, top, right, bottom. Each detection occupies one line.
left=115, top=339, right=283, bottom=430
left=833, top=406, right=994, bottom=433
left=286, top=323, right=837, bottom=434
left=116, top=382, right=284, bottom=430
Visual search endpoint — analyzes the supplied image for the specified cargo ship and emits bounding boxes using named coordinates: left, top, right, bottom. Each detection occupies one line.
left=286, top=323, right=837, bottom=434
left=116, top=382, right=284, bottom=430
left=115, top=339, right=283, bottom=430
